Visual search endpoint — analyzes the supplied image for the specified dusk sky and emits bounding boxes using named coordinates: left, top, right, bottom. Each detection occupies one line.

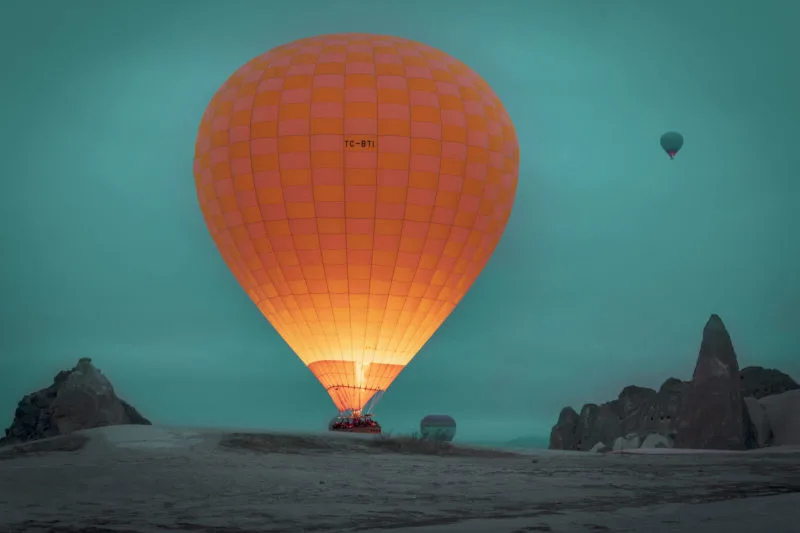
left=1, top=0, right=797, bottom=444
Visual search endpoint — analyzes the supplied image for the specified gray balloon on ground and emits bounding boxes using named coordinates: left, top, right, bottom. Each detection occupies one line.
left=420, top=414, right=457, bottom=442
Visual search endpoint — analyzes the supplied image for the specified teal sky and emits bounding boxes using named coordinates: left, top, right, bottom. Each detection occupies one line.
left=1, top=0, right=797, bottom=444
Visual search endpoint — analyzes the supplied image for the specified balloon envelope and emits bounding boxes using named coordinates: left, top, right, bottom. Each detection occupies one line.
left=193, top=33, right=519, bottom=414
left=660, top=131, right=684, bottom=158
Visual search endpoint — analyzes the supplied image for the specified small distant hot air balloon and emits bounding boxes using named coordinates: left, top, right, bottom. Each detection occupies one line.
left=420, top=414, right=457, bottom=442
left=660, top=131, right=684, bottom=159
left=193, top=34, right=519, bottom=429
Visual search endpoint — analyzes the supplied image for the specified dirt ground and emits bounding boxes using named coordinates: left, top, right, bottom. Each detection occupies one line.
left=0, top=426, right=798, bottom=532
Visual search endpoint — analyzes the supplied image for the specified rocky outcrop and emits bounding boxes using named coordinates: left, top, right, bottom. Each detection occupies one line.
left=759, top=390, right=800, bottom=446
left=589, top=441, right=610, bottom=453
left=641, top=433, right=672, bottom=449
left=675, top=315, right=756, bottom=450
left=617, top=386, right=657, bottom=418
left=625, top=378, right=687, bottom=439
left=548, top=314, right=796, bottom=452
left=548, top=376, right=686, bottom=452
left=612, top=433, right=641, bottom=451
left=574, top=403, right=621, bottom=451
left=739, top=366, right=799, bottom=399
left=1, top=358, right=150, bottom=446
left=744, top=397, right=772, bottom=447
left=548, top=407, right=579, bottom=450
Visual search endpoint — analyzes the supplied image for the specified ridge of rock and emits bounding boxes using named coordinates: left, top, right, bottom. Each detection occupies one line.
left=675, top=314, right=754, bottom=450
left=739, top=366, right=799, bottom=399
left=548, top=314, right=797, bottom=451
left=1, top=358, right=150, bottom=446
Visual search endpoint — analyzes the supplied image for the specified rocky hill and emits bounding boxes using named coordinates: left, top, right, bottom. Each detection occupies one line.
left=549, top=315, right=799, bottom=452
left=1, top=357, right=150, bottom=446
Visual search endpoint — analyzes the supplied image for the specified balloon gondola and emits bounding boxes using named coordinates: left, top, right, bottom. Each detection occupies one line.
left=329, top=413, right=382, bottom=434
left=193, top=34, right=519, bottom=422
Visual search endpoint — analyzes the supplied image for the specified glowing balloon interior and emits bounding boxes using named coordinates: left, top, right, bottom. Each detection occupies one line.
left=193, top=33, right=519, bottom=415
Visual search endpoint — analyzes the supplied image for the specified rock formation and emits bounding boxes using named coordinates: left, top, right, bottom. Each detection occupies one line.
left=759, top=390, right=800, bottom=446
left=548, top=376, right=687, bottom=452
left=548, top=407, right=579, bottom=450
left=739, top=366, right=799, bottom=399
left=588, top=441, right=609, bottom=453
left=1, top=358, right=150, bottom=446
left=621, top=378, right=688, bottom=439
left=548, top=314, right=797, bottom=452
left=574, top=403, right=620, bottom=451
left=675, top=315, right=756, bottom=450
left=641, top=433, right=671, bottom=449
left=612, top=433, right=641, bottom=451
left=743, top=397, right=772, bottom=447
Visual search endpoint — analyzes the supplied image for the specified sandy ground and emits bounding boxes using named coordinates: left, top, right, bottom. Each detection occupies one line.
left=1, top=425, right=799, bottom=533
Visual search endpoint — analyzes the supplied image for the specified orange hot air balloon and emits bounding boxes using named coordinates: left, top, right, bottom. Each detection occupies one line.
left=193, top=33, right=519, bottom=418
